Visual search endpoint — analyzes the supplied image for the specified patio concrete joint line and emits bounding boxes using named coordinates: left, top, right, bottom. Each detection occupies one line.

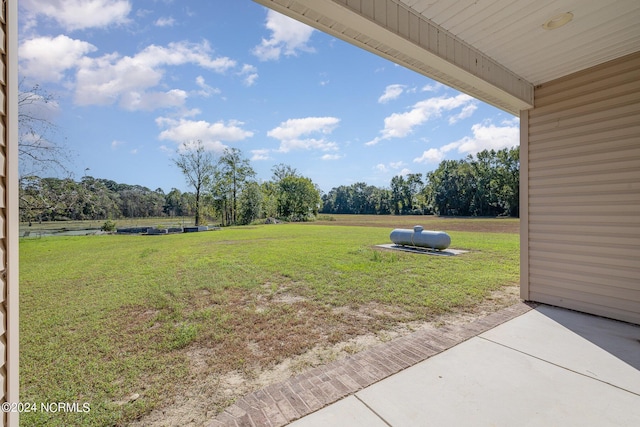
left=354, top=394, right=393, bottom=427
left=478, top=335, right=640, bottom=398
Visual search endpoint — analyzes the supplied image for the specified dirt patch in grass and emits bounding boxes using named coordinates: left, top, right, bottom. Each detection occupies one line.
left=130, top=282, right=521, bottom=427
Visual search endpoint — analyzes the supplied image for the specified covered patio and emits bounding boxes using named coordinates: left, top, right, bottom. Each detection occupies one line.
left=206, top=0, right=640, bottom=425
left=0, top=1, right=638, bottom=425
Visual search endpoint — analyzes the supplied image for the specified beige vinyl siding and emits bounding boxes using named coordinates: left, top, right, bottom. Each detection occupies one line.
left=525, top=51, right=640, bottom=324
left=0, top=0, right=7, bottom=422
left=1, top=1, right=18, bottom=425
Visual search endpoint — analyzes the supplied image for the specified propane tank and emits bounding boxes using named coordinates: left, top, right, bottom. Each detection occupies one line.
left=390, top=225, right=451, bottom=250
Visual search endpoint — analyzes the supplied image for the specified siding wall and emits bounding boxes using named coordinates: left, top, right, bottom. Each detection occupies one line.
left=0, top=1, right=7, bottom=423
left=524, top=51, right=640, bottom=324
left=1, top=1, right=17, bottom=425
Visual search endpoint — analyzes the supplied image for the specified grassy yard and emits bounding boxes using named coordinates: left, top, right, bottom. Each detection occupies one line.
left=20, top=217, right=519, bottom=426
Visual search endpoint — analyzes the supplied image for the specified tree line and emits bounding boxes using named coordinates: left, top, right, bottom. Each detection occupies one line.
left=20, top=176, right=192, bottom=223
left=173, top=141, right=322, bottom=226
left=321, top=147, right=519, bottom=217
left=19, top=142, right=323, bottom=226
left=19, top=145, right=519, bottom=225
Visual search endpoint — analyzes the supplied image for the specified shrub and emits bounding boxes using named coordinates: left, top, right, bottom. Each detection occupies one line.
left=101, top=219, right=117, bottom=232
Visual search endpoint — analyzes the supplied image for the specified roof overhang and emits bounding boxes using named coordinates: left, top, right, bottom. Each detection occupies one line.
left=253, top=0, right=534, bottom=115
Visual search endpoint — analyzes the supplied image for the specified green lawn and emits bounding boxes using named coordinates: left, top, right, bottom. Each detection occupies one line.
left=20, top=221, right=519, bottom=426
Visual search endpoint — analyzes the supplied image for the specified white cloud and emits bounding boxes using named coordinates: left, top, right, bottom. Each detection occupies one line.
left=159, top=145, right=173, bottom=154
left=365, top=94, right=476, bottom=145
left=375, top=164, right=388, bottom=173
left=501, top=117, right=520, bottom=127
left=74, top=41, right=236, bottom=110
left=445, top=120, right=520, bottom=155
left=157, top=117, right=254, bottom=153
left=378, top=84, right=405, bottom=103
left=421, top=83, right=443, bottom=92
left=321, top=154, right=342, bottom=161
left=399, top=168, right=412, bottom=176
left=413, top=119, right=520, bottom=165
left=111, top=140, right=125, bottom=149
left=268, top=117, right=338, bottom=140
left=136, top=9, right=152, bottom=18
left=176, top=139, right=227, bottom=153
left=252, top=10, right=315, bottom=61
left=375, top=161, right=407, bottom=174
left=251, top=149, right=271, bottom=161
left=365, top=136, right=383, bottom=147
left=268, top=117, right=340, bottom=153
left=155, top=17, right=176, bottom=27
left=194, top=76, right=220, bottom=97
left=448, top=103, right=477, bottom=124
left=239, top=64, right=259, bottom=86
left=19, top=35, right=97, bottom=82
left=120, top=89, right=188, bottom=111
left=130, top=41, right=236, bottom=71
left=21, top=0, right=131, bottom=31
left=413, top=148, right=445, bottom=164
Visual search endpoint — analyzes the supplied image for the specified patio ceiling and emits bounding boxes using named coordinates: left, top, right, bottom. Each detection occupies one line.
left=253, top=0, right=640, bottom=115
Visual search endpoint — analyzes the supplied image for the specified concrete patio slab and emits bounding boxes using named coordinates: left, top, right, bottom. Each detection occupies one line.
left=355, top=337, right=640, bottom=426
left=480, top=304, right=640, bottom=395
left=290, top=306, right=640, bottom=427
left=375, top=243, right=468, bottom=256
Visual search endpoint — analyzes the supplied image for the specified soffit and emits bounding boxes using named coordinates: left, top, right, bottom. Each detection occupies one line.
left=405, top=0, right=640, bottom=86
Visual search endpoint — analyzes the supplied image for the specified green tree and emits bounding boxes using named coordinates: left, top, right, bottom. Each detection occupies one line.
left=495, top=147, right=520, bottom=217
left=19, top=175, right=49, bottom=223
left=164, top=188, right=185, bottom=217
left=172, top=140, right=215, bottom=225
left=238, top=181, right=263, bottom=225
left=390, top=175, right=406, bottom=215
left=260, top=181, right=279, bottom=219
left=215, top=148, right=255, bottom=225
left=277, top=175, right=321, bottom=221
left=405, top=173, right=424, bottom=213
left=371, top=187, right=392, bottom=214
left=424, top=147, right=520, bottom=217
left=271, top=163, right=299, bottom=181
left=80, top=176, right=121, bottom=219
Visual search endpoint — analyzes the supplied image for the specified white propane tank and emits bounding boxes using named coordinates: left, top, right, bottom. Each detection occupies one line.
left=390, top=225, right=451, bottom=250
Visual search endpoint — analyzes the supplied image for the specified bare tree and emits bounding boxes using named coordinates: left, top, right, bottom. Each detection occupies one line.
left=18, top=80, right=72, bottom=177
left=172, top=140, right=215, bottom=226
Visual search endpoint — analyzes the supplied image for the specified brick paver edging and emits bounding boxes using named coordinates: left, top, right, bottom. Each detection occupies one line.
left=207, top=302, right=535, bottom=427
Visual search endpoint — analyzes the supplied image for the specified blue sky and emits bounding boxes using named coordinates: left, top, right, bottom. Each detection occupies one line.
left=18, top=0, right=519, bottom=194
